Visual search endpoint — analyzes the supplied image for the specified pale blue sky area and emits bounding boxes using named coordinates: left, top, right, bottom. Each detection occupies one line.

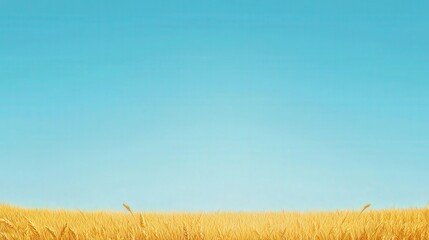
left=1, top=0, right=428, bottom=211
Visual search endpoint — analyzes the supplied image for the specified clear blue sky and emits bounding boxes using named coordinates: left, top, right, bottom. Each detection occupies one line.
left=1, top=0, right=428, bottom=211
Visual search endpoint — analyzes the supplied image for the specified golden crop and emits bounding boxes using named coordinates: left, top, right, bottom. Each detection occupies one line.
left=1, top=204, right=428, bottom=240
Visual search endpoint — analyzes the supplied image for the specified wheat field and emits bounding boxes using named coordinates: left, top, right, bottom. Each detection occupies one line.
left=0, top=204, right=428, bottom=240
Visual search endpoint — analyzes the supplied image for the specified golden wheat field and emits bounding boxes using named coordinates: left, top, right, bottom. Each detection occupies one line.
left=0, top=204, right=428, bottom=240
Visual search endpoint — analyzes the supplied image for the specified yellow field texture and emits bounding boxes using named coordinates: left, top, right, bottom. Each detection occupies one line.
left=0, top=204, right=428, bottom=240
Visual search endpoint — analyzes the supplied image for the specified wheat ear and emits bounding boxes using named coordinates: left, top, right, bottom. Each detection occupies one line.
left=359, top=204, right=372, bottom=215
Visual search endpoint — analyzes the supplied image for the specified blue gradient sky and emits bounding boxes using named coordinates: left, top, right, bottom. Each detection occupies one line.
left=1, top=0, right=428, bottom=211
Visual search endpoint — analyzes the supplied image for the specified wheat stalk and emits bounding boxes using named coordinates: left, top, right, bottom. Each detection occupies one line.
left=139, top=214, right=146, bottom=229
left=359, top=204, right=372, bottom=215
left=0, top=232, right=8, bottom=240
left=68, top=227, right=78, bottom=240
left=122, top=203, right=133, bottom=216
left=183, top=225, right=190, bottom=240
left=339, top=212, right=349, bottom=227
left=57, top=224, right=68, bottom=240
left=0, top=219, right=15, bottom=231
left=24, top=217, right=40, bottom=239
left=44, top=226, right=56, bottom=239
left=198, top=229, right=205, bottom=240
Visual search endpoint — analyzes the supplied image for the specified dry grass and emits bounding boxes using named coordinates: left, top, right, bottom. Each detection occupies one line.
left=0, top=204, right=428, bottom=239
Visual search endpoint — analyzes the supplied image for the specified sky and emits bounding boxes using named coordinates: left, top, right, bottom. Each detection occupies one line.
left=1, top=0, right=428, bottom=211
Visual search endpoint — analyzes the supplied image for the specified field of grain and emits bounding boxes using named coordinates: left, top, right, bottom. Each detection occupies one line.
left=0, top=204, right=428, bottom=240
